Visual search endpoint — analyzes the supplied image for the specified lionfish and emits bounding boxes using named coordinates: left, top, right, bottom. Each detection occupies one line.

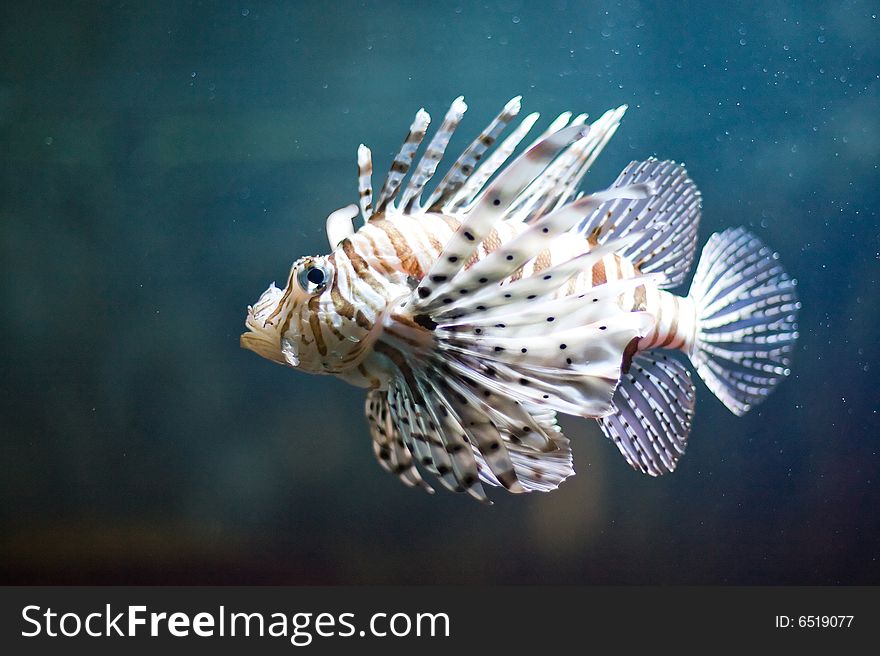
left=241, top=96, right=799, bottom=502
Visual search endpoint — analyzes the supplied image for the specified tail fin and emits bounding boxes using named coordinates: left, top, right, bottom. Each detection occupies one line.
left=687, top=227, right=800, bottom=415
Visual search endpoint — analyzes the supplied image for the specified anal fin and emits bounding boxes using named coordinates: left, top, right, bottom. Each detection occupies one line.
left=597, top=352, right=695, bottom=476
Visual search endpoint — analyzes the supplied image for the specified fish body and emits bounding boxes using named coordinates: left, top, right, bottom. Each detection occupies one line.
left=242, top=97, right=799, bottom=501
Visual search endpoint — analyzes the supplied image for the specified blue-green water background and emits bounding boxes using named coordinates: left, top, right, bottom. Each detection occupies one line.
left=2, top=1, right=878, bottom=584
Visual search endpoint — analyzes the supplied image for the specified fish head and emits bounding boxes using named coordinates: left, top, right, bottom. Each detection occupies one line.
left=241, top=254, right=339, bottom=373
left=241, top=251, right=391, bottom=376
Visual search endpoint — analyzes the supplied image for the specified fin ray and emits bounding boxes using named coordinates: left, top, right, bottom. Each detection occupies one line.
left=374, top=109, right=431, bottom=215
left=578, top=158, right=701, bottom=289
left=424, top=96, right=522, bottom=212
left=357, top=145, right=373, bottom=222
left=400, top=97, right=468, bottom=212
left=687, top=227, right=799, bottom=415
left=598, top=352, right=695, bottom=475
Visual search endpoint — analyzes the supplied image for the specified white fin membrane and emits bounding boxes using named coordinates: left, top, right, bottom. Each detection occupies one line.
left=410, top=122, right=590, bottom=310
left=376, top=348, right=578, bottom=497
left=687, top=227, right=800, bottom=415
left=597, top=352, right=695, bottom=476
left=325, top=204, right=357, bottom=248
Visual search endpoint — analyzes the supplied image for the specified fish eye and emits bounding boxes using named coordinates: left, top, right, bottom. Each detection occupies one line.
left=297, top=262, right=331, bottom=295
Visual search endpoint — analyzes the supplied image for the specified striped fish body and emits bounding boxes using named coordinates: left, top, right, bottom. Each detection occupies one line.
left=340, top=213, right=696, bottom=388
left=241, top=97, right=799, bottom=500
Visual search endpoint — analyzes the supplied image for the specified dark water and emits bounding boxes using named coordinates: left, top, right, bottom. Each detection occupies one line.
left=2, top=1, right=878, bottom=584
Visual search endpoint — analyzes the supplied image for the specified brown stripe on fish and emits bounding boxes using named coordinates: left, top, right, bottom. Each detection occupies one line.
left=439, top=214, right=460, bottom=232
left=266, top=267, right=297, bottom=324
left=323, top=314, right=346, bottom=342
left=481, top=228, right=502, bottom=256
left=354, top=309, right=372, bottom=330
left=660, top=296, right=681, bottom=348
left=294, top=300, right=310, bottom=345
left=384, top=325, right=433, bottom=352
left=278, top=296, right=298, bottom=337
left=532, top=247, right=553, bottom=273
left=307, top=296, right=328, bottom=356
left=638, top=286, right=661, bottom=348
left=608, top=253, right=621, bottom=281
left=330, top=277, right=356, bottom=321
left=361, top=231, right=398, bottom=277
left=357, top=363, right=382, bottom=389
left=421, top=228, right=444, bottom=259
left=372, top=219, right=423, bottom=279
left=591, top=259, right=607, bottom=285
left=341, top=238, right=386, bottom=295
left=620, top=336, right=641, bottom=374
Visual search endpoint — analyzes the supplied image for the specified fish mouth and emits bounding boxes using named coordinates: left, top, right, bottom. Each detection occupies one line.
left=240, top=282, right=290, bottom=365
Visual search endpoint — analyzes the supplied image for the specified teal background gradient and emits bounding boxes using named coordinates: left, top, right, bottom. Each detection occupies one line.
left=1, top=0, right=878, bottom=583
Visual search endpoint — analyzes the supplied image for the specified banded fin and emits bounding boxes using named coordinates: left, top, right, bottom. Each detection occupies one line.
left=425, top=189, right=652, bottom=314
left=410, top=122, right=589, bottom=311
left=400, top=97, right=468, bottom=212
left=687, top=227, right=800, bottom=415
left=385, top=383, right=461, bottom=494
left=578, top=158, right=701, bottom=289
left=408, top=368, right=492, bottom=502
left=597, top=353, right=695, bottom=476
left=472, top=403, right=574, bottom=492
left=508, top=106, right=627, bottom=224
left=371, top=366, right=575, bottom=497
left=373, top=109, right=431, bottom=215
left=357, top=144, right=373, bottom=222
left=375, top=272, right=654, bottom=499
left=447, top=111, right=541, bottom=212
left=421, top=357, right=574, bottom=493
left=425, top=96, right=523, bottom=212
left=398, top=256, right=655, bottom=421
left=366, top=390, right=433, bottom=492
left=383, top=377, right=481, bottom=497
